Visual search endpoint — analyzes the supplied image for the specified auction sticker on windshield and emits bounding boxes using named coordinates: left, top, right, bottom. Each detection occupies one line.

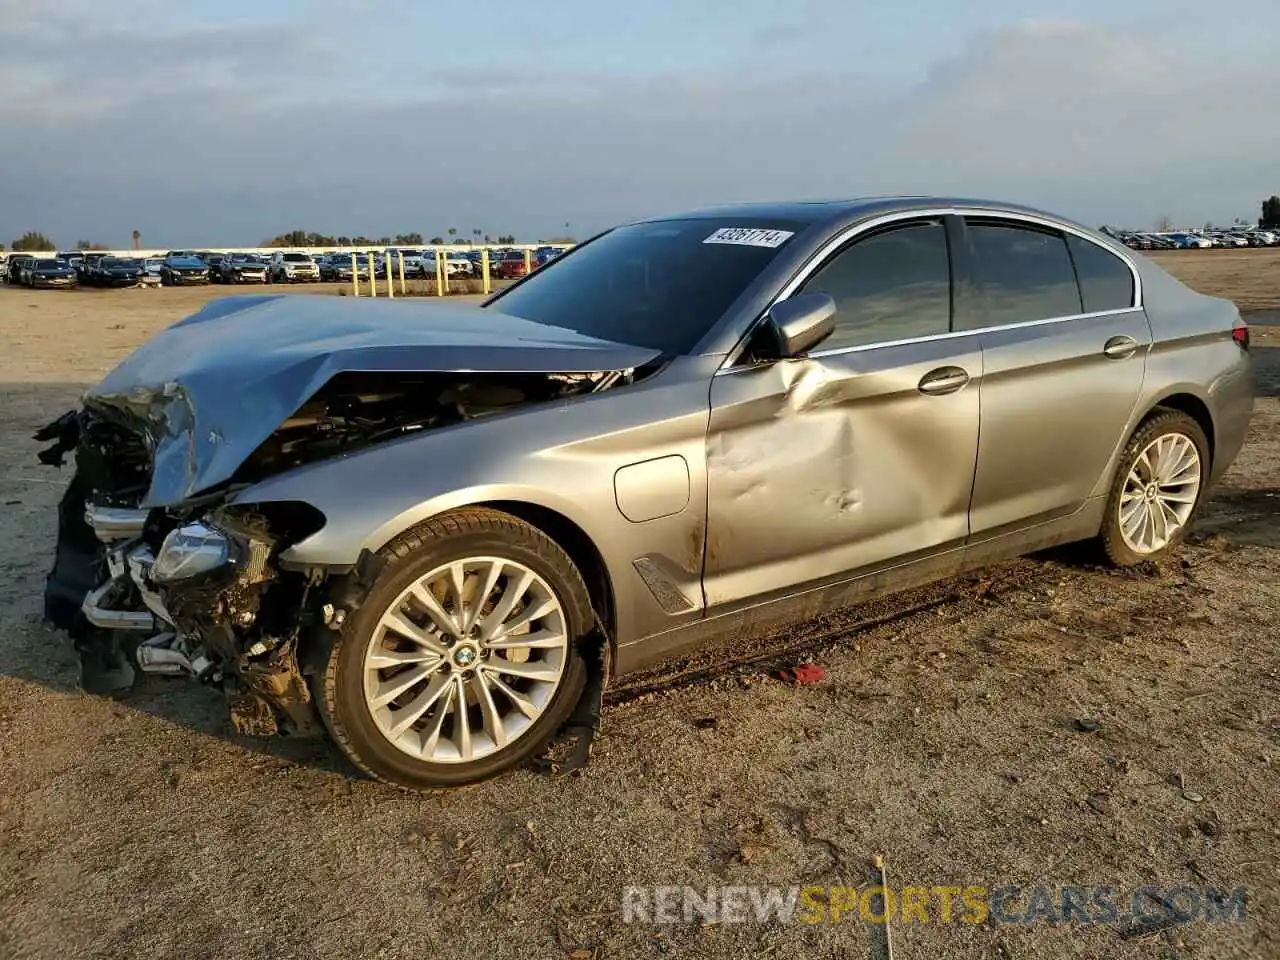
left=703, top=227, right=795, bottom=248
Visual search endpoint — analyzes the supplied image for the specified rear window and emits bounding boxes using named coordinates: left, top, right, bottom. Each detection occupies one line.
left=1066, top=235, right=1135, bottom=313
left=489, top=218, right=804, bottom=354
left=964, top=220, right=1082, bottom=328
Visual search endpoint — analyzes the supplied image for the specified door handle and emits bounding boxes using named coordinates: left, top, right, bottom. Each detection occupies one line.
left=1103, top=335, right=1138, bottom=360
left=918, top=366, right=970, bottom=396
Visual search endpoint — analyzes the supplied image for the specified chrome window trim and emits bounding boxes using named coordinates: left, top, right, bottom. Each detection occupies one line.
left=714, top=306, right=1144, bottom=375
left=717, top=206, right=1144, bottom=374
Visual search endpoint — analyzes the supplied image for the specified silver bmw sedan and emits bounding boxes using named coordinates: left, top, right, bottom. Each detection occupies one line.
left=38, top=197, right=1254, bottom=789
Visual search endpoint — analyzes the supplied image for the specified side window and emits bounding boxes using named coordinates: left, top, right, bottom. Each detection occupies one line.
left=797, top=220, right=951, bottom=351
left=1066, top=234, right=1135, bottom=313
left=963, top=220, right=1082, bottom=329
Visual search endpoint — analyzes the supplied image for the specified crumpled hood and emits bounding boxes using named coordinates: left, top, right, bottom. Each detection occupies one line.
left=85, top=294, right=661, bottom=506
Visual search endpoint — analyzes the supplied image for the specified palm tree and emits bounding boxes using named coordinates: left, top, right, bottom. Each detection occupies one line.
left=447, top=227, right=457, bottom=245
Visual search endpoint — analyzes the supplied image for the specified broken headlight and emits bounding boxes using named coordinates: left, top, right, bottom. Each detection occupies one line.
left=152, top=522, right=233, bottom=583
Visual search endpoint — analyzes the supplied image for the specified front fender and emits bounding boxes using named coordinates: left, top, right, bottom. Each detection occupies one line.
left=228, top=359, right=717, bottom=645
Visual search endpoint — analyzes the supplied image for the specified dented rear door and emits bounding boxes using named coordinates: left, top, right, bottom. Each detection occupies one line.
left=702, top=336, right=981, bottom=609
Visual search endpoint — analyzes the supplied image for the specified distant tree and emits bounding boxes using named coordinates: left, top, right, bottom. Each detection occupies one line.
left=472, top=228, right=481, bottom=242
left=337, top=236, right=351, bottom=246
left=12, top=231, right=54, bottom=251
left=393, top=232, right=423, bottom=246
left=1261, top=196, right=1280, bottom=229
left=428, top=236, right=444, bottom=245
left=483, top=234, right=493, bottom=243
left=497, top=234, right=516, bottom=244
left=131, top=229, right=141, bottom=250
left=76, top=240, right=109, bottom=251
left=1155, top=215, right=1175, bottom=232
left=447, top=227, right=457, bottom=243
left=262, top=229, right=343, bottom=247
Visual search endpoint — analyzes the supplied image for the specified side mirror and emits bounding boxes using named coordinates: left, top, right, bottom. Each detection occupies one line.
left=764, top=292, right=837, bottom=358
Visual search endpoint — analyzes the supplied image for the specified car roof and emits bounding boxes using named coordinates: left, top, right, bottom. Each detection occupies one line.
left=633, top=195, right=1091, bottom=230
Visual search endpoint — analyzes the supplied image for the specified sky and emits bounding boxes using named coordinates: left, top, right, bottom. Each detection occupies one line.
left=1, top=0, right=1278, bottom=247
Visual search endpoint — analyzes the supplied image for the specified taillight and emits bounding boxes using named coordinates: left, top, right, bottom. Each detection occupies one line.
left=1232, top=319, right=1250, bottom=351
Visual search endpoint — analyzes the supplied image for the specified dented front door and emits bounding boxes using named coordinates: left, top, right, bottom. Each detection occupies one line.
left=702, top=337, right=982, bottom=609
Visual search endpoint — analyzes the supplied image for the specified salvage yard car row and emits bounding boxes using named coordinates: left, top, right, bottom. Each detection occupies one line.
left=1117, top=227, right=1280, bottom=250
left=1, top=246, right=568, bottom=290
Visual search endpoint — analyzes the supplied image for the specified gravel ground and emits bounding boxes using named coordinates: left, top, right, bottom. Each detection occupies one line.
left=0, top=275, right=1277, bottom=960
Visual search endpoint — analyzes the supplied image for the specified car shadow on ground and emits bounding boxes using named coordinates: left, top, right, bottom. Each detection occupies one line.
left=1248, top=340, right=1280, bottom=397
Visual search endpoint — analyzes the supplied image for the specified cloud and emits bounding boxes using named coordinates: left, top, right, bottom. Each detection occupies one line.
left=0, top=8, right=1276, bottom=246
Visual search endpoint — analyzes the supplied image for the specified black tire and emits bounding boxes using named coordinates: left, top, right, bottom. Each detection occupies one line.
left=313, top=507, right=591, bottom=789
left=1098, top=409, right=1210, bottom=566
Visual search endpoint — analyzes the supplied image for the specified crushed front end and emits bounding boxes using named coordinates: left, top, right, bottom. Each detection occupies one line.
left=37, top=408, right=328, bottom=736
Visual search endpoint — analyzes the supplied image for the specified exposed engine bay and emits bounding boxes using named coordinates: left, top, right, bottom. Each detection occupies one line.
left=234, top=370, right=623, bottom=482
left=36, top=368, right=633, bottom=736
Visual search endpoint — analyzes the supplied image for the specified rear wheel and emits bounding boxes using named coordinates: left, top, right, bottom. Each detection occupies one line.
left=314, top=508, right=590, bottom=789
left=1099, top=410, right=1209, bottom=565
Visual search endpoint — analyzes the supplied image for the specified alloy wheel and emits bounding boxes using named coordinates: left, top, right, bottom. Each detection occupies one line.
left=1118, top=432, right=1202, bottom=555
left=362, top=557, right=569, bottom=763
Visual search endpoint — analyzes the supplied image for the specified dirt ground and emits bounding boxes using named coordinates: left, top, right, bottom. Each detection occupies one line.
left=0, top=256, right=1277, bottom=960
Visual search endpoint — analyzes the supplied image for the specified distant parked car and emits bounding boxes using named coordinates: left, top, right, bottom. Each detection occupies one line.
left=393, top=250, right=425, bottom=274
left=318, top=255, right=360, bottom=282
left=268, top=252, right=320, bottom=283
left=75, top=253, right=110, bottom=284
left=494, top=250, right=532, bottom=279
left=5, top=254, right=35, bottom=284
left=92, top=257, right=146, bottom=287
left=218, top=254, right=269, bottom=284
left=140, top=258, right=164, bottom=287
left=160, top=255, right=212, bottom=285
left=27, top=258, right=78, bottom=289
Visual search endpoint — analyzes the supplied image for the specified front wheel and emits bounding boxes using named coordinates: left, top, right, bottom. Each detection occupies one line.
left=314, top=508, right=591, bottom=789
left=1099, top=410, right=1210, bottom=565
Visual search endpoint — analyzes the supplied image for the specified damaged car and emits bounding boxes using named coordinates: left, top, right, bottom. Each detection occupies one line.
left=38, top=198, right=1253, bottom=790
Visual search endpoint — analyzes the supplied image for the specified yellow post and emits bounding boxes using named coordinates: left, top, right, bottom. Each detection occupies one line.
left=398, top=250, right=406, bottom=295
left=366, top=252, right=376, bottom=297
left=524, top=248, right=532, bottom=276
left=481, top=248, right=491, bottom=295
left=350, top=252, right=358, bottom=297
left=441, top=251, right=450, bottom=296
left=434, top=250, right=444, bottom=297
left=385, top=250, right=394, bottom=299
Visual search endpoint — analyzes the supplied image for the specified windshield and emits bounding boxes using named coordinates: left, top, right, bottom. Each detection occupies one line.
left=282, top=253, right=312, bottom=262
left=487, top=218, right=804, bottom=354
left=35, top=259, right=60, bottom=269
